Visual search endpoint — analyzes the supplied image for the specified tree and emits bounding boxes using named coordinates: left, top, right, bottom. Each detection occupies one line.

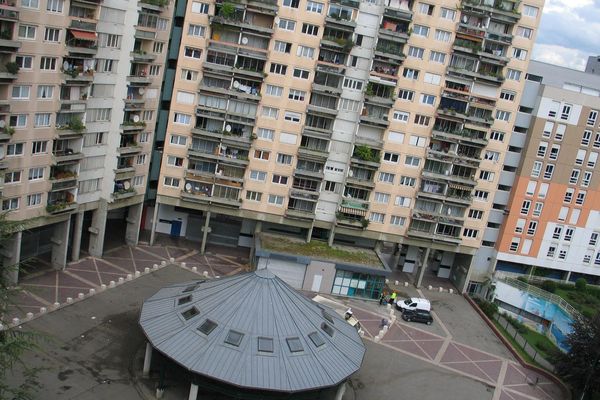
left=0, top=213, right=42, bottom=400
left=553, top=313, right=600, bottom=400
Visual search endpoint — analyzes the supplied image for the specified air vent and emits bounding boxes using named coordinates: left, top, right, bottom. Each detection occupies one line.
left=198, top=319, right=218, bottom=335
left=181, top=306, right=199, bottom=321
left=286, top=337, right=303, bottom=353
left=225, top=330, right=244, bottom=347
left=308, top=332, right=325, bottom=347
left=258, top=337, right=274, bottom=353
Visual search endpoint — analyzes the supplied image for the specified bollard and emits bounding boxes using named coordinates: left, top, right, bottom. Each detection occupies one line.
left=404, top=281, right=409, bottom=287
left=144, top=267, right=150, bottom=274
left=382, top=325, right=389, bottom=332
left=378, top=329, right=385, bottom=337
left=191, top=266, right=197, bottom=272
left=391, top=315, right=396, bottom=323
left=154, top=263, right=160, bottom=270
left=118, top=277, right=124, bottom=284
left=374, top=336, right=381, bottom=343
left=156, top=388, right=164, bottom=399
left=26, top=312, right=34, bottom=320
left=109, top=281, right=116, bottom=288
left=428, top=285, right=433, bottom=291
left=181, top=262, right=186, bottom=269
left=203, top=271, right=209, bottom=277
left=127, top=274, right=133, bottom=281
left=394, top=280, right=399, bottom=286
left=66, top=297, right=73, bottom=304
left=89, top=288, right=96, bottom=295
left=386, top=303, right=391, bottom=310
left=160, top=260, right=167, bottom=267
left=12, top=317, right=20, bottom=326
left=40, top=307, right=47, bottom=314
left=135, top=271, right=141, bottom=278
left=439, top=287, right=443, bottom=293
left=78, top=293, right=85, bottom=300
left=53, top=302, right=60, bottom=309
left=215, top=275, right=220, bottom=279
left=100, top=284, right=107, bottom=291
left=385, top=279, right=389, bottom=284
left=449, top=289, right=454, bottom=294
left=169, top=257, right=175, bottom=263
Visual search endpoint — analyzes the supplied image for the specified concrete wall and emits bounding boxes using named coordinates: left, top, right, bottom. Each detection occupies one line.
left=302, top=260, right=336, bottom=293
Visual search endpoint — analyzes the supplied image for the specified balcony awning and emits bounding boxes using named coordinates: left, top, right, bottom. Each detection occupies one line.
left=69, top=29, right=97, bottom=41
left=340, top=206, right=367, bottom=217
left=448, top=183, right=471, bottom=191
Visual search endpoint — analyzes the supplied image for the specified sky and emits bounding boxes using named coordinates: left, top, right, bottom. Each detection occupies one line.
left=531, top=0, right=600, bottom=70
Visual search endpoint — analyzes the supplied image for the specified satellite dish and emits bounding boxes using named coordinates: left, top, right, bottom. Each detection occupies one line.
left=138, top=88, right=145, bottom=95
left=123, top=181, right=131, bottom=190
left=63, top=61, right=70, bottom=71
left=0, top=120, right=5, bottom=128
left=185, top=182, right=192, bottom=192
left=225, top=125, right=232, bottom=132
left=233, top=80, right=240, bottom=89
left=241, top=37, right=248, bottom=45
left=462, top=15, right=468, bottom=23
left=132, top=115, right=140, bottom=122
left=348, top=170, right=353, bottom=177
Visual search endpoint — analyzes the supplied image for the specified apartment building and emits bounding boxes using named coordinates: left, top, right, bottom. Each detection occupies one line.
left=150, top=0, right=543, bottom=295
left=473, top=61, right=600, bottom=288
left=0, top=0, right=173, bottom=283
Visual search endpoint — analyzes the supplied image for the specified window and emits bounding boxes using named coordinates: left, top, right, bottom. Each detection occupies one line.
left=552, top=226, right=563, bottom=240
left=16, top=56, right=33, bottom=70
left=588, top=152, right=598, bottom=168
left=388, top=131, right=405, bottom=143
left=561, top=104, right=571, bottom=120
left=390, top=216, right=406, bottom=226
left=399, top=176, right=416, bottom=186
left=98, top=58, right=116, bottom=73
left=516, top=26, right=533, bottom=39
left=301, top=23, right=319, bottom=36
left=293, top=68, right=310, bottom=79
left=588, top=110, right=598, bottom=126
left=495, top=110, right=510, bottom=121
left=18, top=24, right=36, bottom=39
left=277, top=153, right=293, bottom=165
left=543, top=164, right=555, bottom=179
left=474, top=190, right=488, bottom=201
left=11, top=86, right=30, bottom=100
left=184, top=47, right=201, bottom=59
left=324, top=181, right=337, bottom=192
left=379, top=172, right=395, bottom=183
left=500, top=91, right=515, bottom=102
left=527, top=221, right=538, bottom=235
left=558, top=248, right=568, bottom=260
left=423, top=73, right=441, bottom=85
left=27, top=193, right=42, bottom=207
left=342, top=77, right=363, bottom=91
left=403, top=68, right=419, bottom=80
left=37, top=85, right=54, bottom=99
left=581, top=130, right=592, bottom=146
left=414, top=115, right=431, bottom=126
left=283, top=0, right=299, bottom=7
left=28, top=167, right=44, bottom=180
left=404, top=156, right=420, bottom=167
left=246, top=191, right=262, bottom=202
left=576, top=191, right=587, bottom=205
left=40, top=56, right=57, bottom=70
left=515, top=218, right=525, bottom=233
left=558, top=206, right=568, bottom=221
left=506, top=69, right=521, bottom=81
left=393, top=111, right=409, bottom=122
left=374, top=192, right=390, bottom=204
left=272, top=175, right=288, bottom=185
left=435, top=29, right=451, bottom=42
left=34, top=113, right=51, bottom=127
left=429, top=51, right=446, bottom=64
left=9, top=115, right=26, bottom=128
left=274, top=41, right=292, bottom=54
left=278, top=19, right=296, bottom=31
left=533, top=202, right=543, bottom=217
left=339, top=99, right=360, bottom=112
left=306, top=1, right=323, bottom=13
left=249, top=170, right=267, bottom=182
left=564, top=188, right=574, bottom=203
left=268, top=194, right=285, bottom=206
left=284, top=111, right=301, bottom=123
left=265, top=85, right=283, bottom=97
left=270, top=63, right=287, bottom=75
left=512, top=48, right=528, bottom=61
left=21, top=0, right=39, bottom=8
left=409, top=135, right=426, bottom=147
left=163, top=177, right=180, bottom=187
left=537, top=142, right=548, bottom=157
left=468, top=209, right=483, bottom=220
left=187, top=24, right=205, bottom=37
left=296, top=45, right=315, bottom=59
left=254, top=150, right=270, bottom=160
left=413, top=24, right=429, bottom=37
left=369, top=212, right=385, bottom=223
left=44, top=27, right=60, bottom=42
left=4, top=171, right=21, bottom=184
left=546, top=246, right=556, bottom=258
left=2, top=198, right=19, bottom=211
left=99, top=33, right=121, bottom=48
left=257, top=128, right=274, bottom=141
left=490, top=131, right=505, bottom=142
left=463, top=228, right=478, bottom=238
left=136, top=154, right=146, bottom=165
left=570, top=169, right=580, bottom=184
left=133, top=176, right=144, bottom=187
left=383, top=152, right=399, bottom=163
left=479, top=170, right=495, bottom=181
left=582, top=171, right=592, bottom=187
left=549, top=144, right=560, bottom=160
left=521, top=200, right=531, bottom=215
left=594, top=132, right=600, bottom=148
left=420, top=94, right=435, bottom=106
left=590, top=232, right=599, bottom=246
left=576, top=151, right=585, bottom=166
left=564, top=227, right=574, bottom=241
left=398, top=90, right=414, bottom=101
left=170, top=135, right=187, bottom=146
left=555, top=124, right=566, bottom=141
left=418, top=2, right=434, bottom=14
left=440, top=7, right=455, bottom=20
left=191, top=1, right=209, bottom=13
left=523, top=5, right=538, bottom=17
left=261, top=106, right=278, bottom=119
left=288, top=89, right=306, bottom=101
left=408, top=46, right=424, bottom=59
left=395, top=196, right=411, bottom=207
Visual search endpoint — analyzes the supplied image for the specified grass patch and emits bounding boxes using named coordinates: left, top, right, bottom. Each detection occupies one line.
left=518, top=327, right=559, bottom=360
left=259, top=233, right=383, bottom=267
left=554, top=287, right=600, bottom=319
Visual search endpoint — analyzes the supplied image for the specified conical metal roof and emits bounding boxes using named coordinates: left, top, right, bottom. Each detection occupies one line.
left=139, top=269, right=365, bottom=392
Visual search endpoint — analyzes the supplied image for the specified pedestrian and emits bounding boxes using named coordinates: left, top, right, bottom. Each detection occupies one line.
left=379, top=291, right=386, bottom=305
left=390, top=291, right=397, bottom=305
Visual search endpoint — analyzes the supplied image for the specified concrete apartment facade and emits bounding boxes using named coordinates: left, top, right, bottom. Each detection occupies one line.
left=150, top=0, right=543, bottom=296
left=474, top=61, right=600, bottom=287
left=0, top=0, right=173, bottom=283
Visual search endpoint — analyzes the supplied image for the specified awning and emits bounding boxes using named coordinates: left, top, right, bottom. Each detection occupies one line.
left=448, top=183, right=471, bottom=191
left=69, top=29, right=97, bottom=41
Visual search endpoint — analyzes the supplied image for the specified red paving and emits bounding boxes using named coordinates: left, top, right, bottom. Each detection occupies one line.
left=350, top=304, right=567, bottom=400
left=8, top=244, right=249, bottom=321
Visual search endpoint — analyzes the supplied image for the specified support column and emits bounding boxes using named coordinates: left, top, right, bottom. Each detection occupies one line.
left=564, top=270, right=572, bottom=282
left=125, top=203, right=143, bottom=246
left=305, top=225, right=313, bottom=243
left=51, top=219, right=70, bottom=270
left=415, top=247, right=431, bottom=288
left=391, top=243, right=401, bottom=269
left=1, top=231, right=21, bottom=285
left=150, top=203, right=160, bottom=246
left=71, top=212, right=84, bottom=262
left=88, top=199, right=108, bottom=257
left=143, top=342, right=152, bottom=377
left=188, top=383, right=199, bottom=400
left=200, top=211, right=211, bottom=255
left=328, top=223, right=336, bottom=247
left=335, top=382, right=346, bottom=400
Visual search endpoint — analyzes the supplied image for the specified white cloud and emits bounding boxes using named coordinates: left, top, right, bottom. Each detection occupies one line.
left=532, top=44, right=588, bottom=71
left=543, top=0, right=593, bottom=13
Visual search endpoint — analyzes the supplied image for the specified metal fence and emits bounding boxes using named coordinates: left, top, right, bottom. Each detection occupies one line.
left=493, top=313, right=555, bottom=372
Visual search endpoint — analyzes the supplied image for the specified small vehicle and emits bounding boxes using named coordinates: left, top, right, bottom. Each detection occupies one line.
left=395, top=297, right=431, bottom=312
left=402, top=309, right=433, bottom=325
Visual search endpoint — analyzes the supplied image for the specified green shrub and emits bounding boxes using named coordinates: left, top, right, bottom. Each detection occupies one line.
left=517, top=276, right=528, bottom=283
left=575, top=278, right=587, bottom=292
left=5, top=61, right=19, bottom=75
left=541, top=280, right=557, bottom=293
left=474, top=297, right=498, bottom=318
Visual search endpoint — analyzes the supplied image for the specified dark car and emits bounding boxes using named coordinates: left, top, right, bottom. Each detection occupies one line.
left=401, top=309, right=433, bottom=325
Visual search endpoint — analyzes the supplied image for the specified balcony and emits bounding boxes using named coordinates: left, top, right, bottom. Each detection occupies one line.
left=210, top=13, right=274, bottom=35
left=383, top=4, right=413, bottom=22
left=52, top=149, right=84, bottom=164
left=139, top=0, right=168, bottom=11
left=46, top=201, right=77, bottom=214
left=130, top=50, right=156, bottom=62
left=112, top=188, right=137, bottom=200
left=66, top=31, right=98, bottom=55
left=63, top=69, right=94, bottom=83
left=379, top=19, right=410, bottom=42
left=325, top=9, right=356, bottom=30
left=364, top=82, right=395, bottom=106
left=0, top=5, right=18, bottom=21
left=461, top=0, right=520, bottom=23
left=485, top=31, right=513, bottom=45
left=70, top=19, right=97, bottom=32
left=181, top=180, right=242, bottom=208
left=456, top=24, right=485, bottom=39
left=0, top=31, right=20, bottom=51
left=432, top=128, right=488, bottom=146
left=51, top=177, right=78, bottom=192
left=120, top=121, right=146, bottom=132
left=360, top=105, right=389, bottom=128
left=407, top=225, right=462, bottom=244
left=374, top=41, right=406, bottom=62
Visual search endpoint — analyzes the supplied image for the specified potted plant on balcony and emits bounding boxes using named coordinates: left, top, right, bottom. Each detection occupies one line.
left=219, top=2, right=236, bottom=19
left=69, top=117, right=85, bottom=132
left=5, top=61, right=19, bottom=75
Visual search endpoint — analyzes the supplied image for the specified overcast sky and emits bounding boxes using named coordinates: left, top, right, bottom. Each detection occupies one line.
left=531, top=0, right=599, bottom=70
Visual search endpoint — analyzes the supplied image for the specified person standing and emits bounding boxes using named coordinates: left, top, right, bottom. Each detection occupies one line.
left=390, top=291, right=397, bottom=304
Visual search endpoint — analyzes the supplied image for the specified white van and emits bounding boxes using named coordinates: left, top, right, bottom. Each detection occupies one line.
left=395, top=297, right=431, bottom=312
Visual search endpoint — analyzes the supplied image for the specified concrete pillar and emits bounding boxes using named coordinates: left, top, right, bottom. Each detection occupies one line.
left=305, top=225, right=313, bottom=243
left=71, top=212, right=84, bottom=262
left=51, top=219, right=70, bottom=269
left=564, top=270, right=572, bottom=282
left=88, top=199, right=108, bottom=257
left=200, top=211, right=211, bottom=255
left=415, top=247, right=431, bottom=288
left=460, top=255, right=476, bottom=294
left=328, top=223, right=336, bottom=247
left=335, top=382, right=346, bottom=400
left=188, top=383, right=199, bottom=400
left=374, top=240, right=383, bottom=252
left=125, top=203, right=143, bottom=246
left=254, top=220, right=262, bottom=236
left=143, top=342, right=152, bottom=377
left=150, top=203, right=160, bottom=246
left=1, top=230, right=21, bottom=285
left=391, top=243, right=401, bottom=269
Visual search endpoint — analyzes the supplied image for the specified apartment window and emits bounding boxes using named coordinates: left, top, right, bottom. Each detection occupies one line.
left=403, top=68, right=419, bottom=80
left=4, top=171, right=21, bottom=184
left=98, top=59, right=116, bottom=73
left=521, top=200, right=531, bottom=215
left=587, top=110, right=598, bottom=126
left=512, top=48, right=528, bottom=61
left=435, top=29, right=451, bottom=42
left=323, top=181, right=337, bottom=192
left=18, top=24, right=36, bottom=39
left=288, top=89, right=306, bottom=101
left=463, top=228, right=478, bottom=239
left=495, top=110, right=511, bottom=121
left=40, top=57, right=57, bottom=70
left=368, top=212, right=384, bottom=224
left=270, top=63, right=287, bottom=75
left=27, top=193, right=42, bottom=207
left=173, top=113, right=191, bottom=125
left=21, top=0, right=39, bottom=8
left=590, top=232, right=599, bottom=246
left=395, top=196, right=411, bottom=207
left=543, top=164, right=555, bottom=179
left=11, top=86, right=30, bottom=100
left=191, top=1, right=209, bottom=13
left=525, top=181, right=537, bottom=196
left=257, top=128, right=274, bottom=141
left=547, top=246, right=556, bottom=258
left=500, top=91, right=515, bottom=101
left=254, top=150, right=270, bottom=160
left=398, top=90, right=414, bottom=101
left=133, top=176, right=144, bottom=187
left=16, top=56, right=33, bottom=70
left=37, top=85, right=53, bottom=99
left=533, top=202, right=543, bottom=217
left=187, top=24, right=206, bottom=38
left=399, top=176, right=416, bottom=186
left=527, top=221, right=538, bottom=235
left=515, top=218, right=525, bottom=233
left=420, top=94, right=435, bottom=106
left=339, top=99, right=360, bottom=112
left=523, top=5, right=538, bottom=17
left=558, top=248, right=568, bottom=260
left=99, top=33, right=121, bottom=48
left=278, top=19, right=296, bottom=31
left=293, top=68, right=310, bottom=79
left=583, top=252, right=593, bottom=264
left=7, top=143, right=24, bottom=156
left=163, top=177, right=180, bottom=187
left=555, top=124, right=566, bottom=141
left=272, top=175, right=288, bottom=185
left=284, top=111, right=301, bottom=123
left=561, top=104, right=572, bottom=120
left=429, top=51, right=446, bottom=64
left=184, top=47, right=201, bottom=59
left=587, top=152, right=598, bottom=168
left=46, top=0, right=63, bottom=11
left=413, top=24, right=429, bottom=37
left=516, top=26, right=533, bottom=39
left=569, top=169, right=580, bottom=184
left=490, top=131, right=505, bottom=142
left=87, top=108, right=111, bottom=122
left=404, top=156, right=420, bottom=167
left=265, top=85, right=283, bottom=97
left=390, top=216, right=406, bottom=226
left=306, top=1, right=323, bottom=13
left=564, top=188, right=574, bottom=203
left=564, top=227, right=574, bottom=241
left=180, top=69, right=198, bottom=82
left=2, top=198, right=19, bottom=211
left=440, top=7, right=455, bottom=20
left=84, top=132, right=105, bottom=147
left=393, top=111, right=409, bottom=122
left=383, top=152, right=399, bottom=163
left=261, top=106, right=278, bottom=119
left=250, top=170, right=267, bottom=181
left=136, top=154, right=146, bottom=165
left=423, top=73, right=441, bottom=85
left=582, top=171, right=592, bottom=187
left=408, top=46, right=424, bottom=59
left=531, top=161, right=542, bottom=178
left=34, top=113, right=51, bottom=127
left=9, top=115, right=27, bottom=128
left=44, top=27, right=60, bottom=42
left=418, top=3, right=434, bottom=14
left=468, top=209, right=483, bottom=220
left=474, top=190, right=488, bottom=201
left=594, top=132, right=600, bottom=148
left=342, top=77, right=363, bottom=91
left=296, top=45, right=315, bottom=59
left=479, top=170, right=495, bottom=181
left=301, top=23, right=319, bottom=36
left=277, top=153, right=293, bottom=165
left=388, top=131, right=405, bottom=143
left=170, top=135, right=187, bottom=146
left=268, top=194, right=285, bottom=206
left=409, top=135, right=426, bottom=147
left=506, top=69, right=521, bottom=81
left=378, top=172, right=395, bottom=183
left=552, top=226, right=563, bottom=240
left=558, top=206, right=568, bottom=222
left=139, top=132, right=149, bottom=143
left=536, top=142, right=548, bottom=158
left=549, top=144, right=560, bottom=160
left=28, top=167, right=44, bottom=180
left=414, top=115, right=431, bottom=126
left=246, top=191, right=262, bottom=202
left=374, top=192, right=390, bottom=204
left=283, top=0, right=299, bottom=7
left=273, top=41, right=292, bottom=53
left=576, top=191, right=587, bottom=205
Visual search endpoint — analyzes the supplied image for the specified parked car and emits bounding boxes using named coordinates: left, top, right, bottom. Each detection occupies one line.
left=402, top=309, right=433, bottom=325
left=395, top=297, right=431, bottom=312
